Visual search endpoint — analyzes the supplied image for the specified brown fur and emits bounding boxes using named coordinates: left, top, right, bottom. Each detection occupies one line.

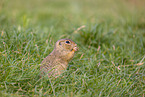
left=40, top=39, right=78, bottom=77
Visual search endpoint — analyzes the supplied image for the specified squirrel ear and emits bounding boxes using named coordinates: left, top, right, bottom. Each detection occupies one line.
left=59, top=41, right=61, bottom=45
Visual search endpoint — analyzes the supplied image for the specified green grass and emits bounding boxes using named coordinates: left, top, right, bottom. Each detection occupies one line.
left=0, top=0, right=145, bottom=96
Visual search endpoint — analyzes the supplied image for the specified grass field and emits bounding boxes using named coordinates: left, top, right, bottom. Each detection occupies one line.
left=0, top=0, right=145, bottom=96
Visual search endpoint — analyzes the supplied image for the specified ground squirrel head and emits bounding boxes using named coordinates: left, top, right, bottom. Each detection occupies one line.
left=55, top=39, right=78, bottom=52
left=52, top=39, right=78, bottom=61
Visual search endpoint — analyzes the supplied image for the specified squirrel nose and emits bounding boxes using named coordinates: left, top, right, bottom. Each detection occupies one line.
left=74, top=44, right=77, bottom=47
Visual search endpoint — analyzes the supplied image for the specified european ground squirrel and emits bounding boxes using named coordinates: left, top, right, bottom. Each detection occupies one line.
left=40, top=39, right=78, bottom=77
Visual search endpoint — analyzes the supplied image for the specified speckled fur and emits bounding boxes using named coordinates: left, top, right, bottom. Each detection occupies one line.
left=40, top=39, right=78, bottom=77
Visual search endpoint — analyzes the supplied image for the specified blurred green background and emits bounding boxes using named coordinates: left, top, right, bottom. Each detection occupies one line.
left=0, top=0, right=145, bottom=96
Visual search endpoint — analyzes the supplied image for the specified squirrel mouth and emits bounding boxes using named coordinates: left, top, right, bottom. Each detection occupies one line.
left=73, top=44, right=78, bottom=51
left=71, top=47, right=78, bottom=52
left=70, top=44, right=78, bottom=52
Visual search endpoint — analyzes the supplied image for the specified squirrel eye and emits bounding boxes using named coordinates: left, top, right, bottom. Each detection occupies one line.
left=66, top=41, right=70, bottom=44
